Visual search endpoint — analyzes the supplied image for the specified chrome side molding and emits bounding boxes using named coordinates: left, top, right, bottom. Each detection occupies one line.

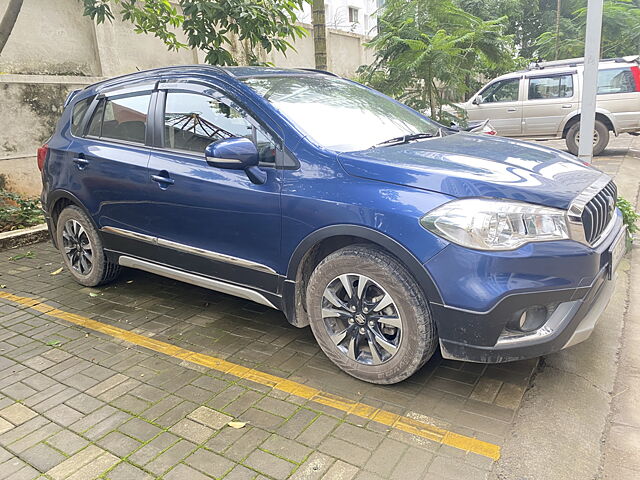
left=118, top=256, right=278, bottom=309
left=101, top=226, right=277, bottom=275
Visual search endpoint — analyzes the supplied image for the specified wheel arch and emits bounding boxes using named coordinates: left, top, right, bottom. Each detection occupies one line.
left=561, top=110, right=617, bottom=138
left=46, top=190, right=96, bottom=247
left=282, top=225, right=443, bottom=328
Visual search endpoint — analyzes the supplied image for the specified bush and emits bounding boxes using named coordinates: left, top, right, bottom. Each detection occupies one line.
left=617, top=196, right=639, bottom=235
left=0, top=190, right=44, bottom=233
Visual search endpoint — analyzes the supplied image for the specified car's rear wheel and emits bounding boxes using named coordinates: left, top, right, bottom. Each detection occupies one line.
left=566, top=119, right=609, bottom=156
left=55, top=206, right=120, bottom=287
left=306, top=245, right=437, bottom=384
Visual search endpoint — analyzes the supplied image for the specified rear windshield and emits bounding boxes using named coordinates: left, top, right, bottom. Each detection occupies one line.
left=242, top=75, right=439, bottom=152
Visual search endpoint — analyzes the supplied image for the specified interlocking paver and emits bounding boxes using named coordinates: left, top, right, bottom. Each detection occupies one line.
left=169, top=418, right=215, bottom=444
left=184, top=447, right=234, bottom=477
left=244, top=448, right=296, bottom=479
left=45, top=429, right=90, bottom=456
left=96, top=431, right=142, bottom=457
left=44, top=404, right=84, bottom=426
left=164, top=463, right=213, bottom=480
left=105, top=461, right=154, bottom=480
left=118, top=417, right=162, bottom=442
left=20, top=442, right=66, bottom=473
left=262, top=434, right=313, bottom=464
left=0, top=403, right=37, bottom=425
left=322, top=459, right=359, bottom=480
left=145, top=439, right=197, bottom=476
left=188, top=406, right=233, bottom=430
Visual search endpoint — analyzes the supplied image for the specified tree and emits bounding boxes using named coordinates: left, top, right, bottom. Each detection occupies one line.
left=534, top=0, right=640, bottom=59
left=80, top=0, right=308, bottom=65
left=361, top=0, right=516, bottom=121
left=0, top=0, right=24, bottom=56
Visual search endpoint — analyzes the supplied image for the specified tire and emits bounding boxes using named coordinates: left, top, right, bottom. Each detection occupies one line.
left=306, top=245, right=437, bottom=384
left=566, top=119, right=609, bottom=156
left=55, top=206, right=121, bottom=287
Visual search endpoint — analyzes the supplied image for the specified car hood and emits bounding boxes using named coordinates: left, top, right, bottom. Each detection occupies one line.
left=338, top=133, right=603, bottom=209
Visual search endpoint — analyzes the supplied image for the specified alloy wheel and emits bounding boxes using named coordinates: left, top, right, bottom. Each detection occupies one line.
left=321, top=273, right=402, bottom=365
left=62, top=219, right=93, bottom=275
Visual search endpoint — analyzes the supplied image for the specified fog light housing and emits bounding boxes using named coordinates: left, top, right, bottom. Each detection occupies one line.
left=506, top=303, right=559, bottom=334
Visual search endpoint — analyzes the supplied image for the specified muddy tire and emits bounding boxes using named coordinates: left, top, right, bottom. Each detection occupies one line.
left=306, top=245, right=437, bottom=384
left=55, top=206, right=120, bottom=287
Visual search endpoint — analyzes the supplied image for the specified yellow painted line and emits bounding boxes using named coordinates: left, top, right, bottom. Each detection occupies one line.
left=0, top=291, right=501, bottom=460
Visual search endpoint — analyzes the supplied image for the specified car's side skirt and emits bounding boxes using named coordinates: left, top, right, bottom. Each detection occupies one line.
left=118, top=255, right=279, bottom=310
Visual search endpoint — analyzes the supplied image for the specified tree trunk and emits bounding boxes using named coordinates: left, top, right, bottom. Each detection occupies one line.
left=0, top=0, right=24, bottom=56
left=312, top=0, right=327, bottom=70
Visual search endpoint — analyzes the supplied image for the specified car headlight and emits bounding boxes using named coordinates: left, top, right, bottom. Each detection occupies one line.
left=420, top=198, right=569, bottom=250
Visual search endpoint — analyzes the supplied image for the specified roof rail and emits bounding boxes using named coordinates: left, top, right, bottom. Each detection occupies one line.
left=299, top=68, right=339, bottom=77
left=528, top=55, right=639, bottom=70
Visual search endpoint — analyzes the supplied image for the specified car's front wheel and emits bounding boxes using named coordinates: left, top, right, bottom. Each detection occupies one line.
left=55, top=205, right=121, bottom=287
left=306, top=245, right=437, bottom=384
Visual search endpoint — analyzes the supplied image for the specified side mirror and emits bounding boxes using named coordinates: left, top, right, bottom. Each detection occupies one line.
left=205, top=137, right=266, bottom=184
left=472, top=95, right=483, bottom=105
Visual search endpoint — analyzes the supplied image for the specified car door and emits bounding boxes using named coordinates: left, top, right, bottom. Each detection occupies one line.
left=66, top=86, right=156, bottom=253
left=144, top=82, right=282, bottom=293
left=522, top=72, right=577, bottom=137
left=466, top=77, right=523, bottom=136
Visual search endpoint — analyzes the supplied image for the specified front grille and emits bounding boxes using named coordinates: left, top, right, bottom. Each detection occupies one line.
left=581, top=181, right=618, bottom=244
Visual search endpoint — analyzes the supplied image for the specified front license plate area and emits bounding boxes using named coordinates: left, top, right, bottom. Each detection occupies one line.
left=608, top=226, right=627, bottom=280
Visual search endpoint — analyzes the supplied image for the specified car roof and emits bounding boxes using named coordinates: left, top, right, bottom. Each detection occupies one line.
left=82, top=65, right=335, bottom=95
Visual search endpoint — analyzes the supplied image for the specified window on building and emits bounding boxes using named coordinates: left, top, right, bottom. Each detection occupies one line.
left=348, top=7, right=359, bottom=23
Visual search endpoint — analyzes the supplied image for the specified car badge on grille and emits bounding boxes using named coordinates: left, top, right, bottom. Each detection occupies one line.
left=606, top=195, right=615, bottom=215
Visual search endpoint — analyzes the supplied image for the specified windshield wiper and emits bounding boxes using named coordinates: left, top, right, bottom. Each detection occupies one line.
left=372, top=131, right=441, bottom=148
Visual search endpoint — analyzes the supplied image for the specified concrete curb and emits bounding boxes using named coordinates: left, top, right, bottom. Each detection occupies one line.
left=0, top=223, right=49, bottom=251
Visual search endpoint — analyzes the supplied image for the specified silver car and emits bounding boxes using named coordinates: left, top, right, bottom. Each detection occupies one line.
left=456, top=56, right=640, bottom=155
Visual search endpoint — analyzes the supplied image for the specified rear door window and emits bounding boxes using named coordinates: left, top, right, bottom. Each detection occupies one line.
left=528, top=74, right=573, bottom=99
left=597, top=68, right=635, bottom=94
left=85, top=93, right=151, bottom=144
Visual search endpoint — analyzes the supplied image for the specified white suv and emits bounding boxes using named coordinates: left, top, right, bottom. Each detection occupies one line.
left=456, top=56, right=640, bottom=155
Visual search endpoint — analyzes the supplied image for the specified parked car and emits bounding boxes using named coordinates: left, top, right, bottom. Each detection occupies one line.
left=454, top=56, right=640, bottom=155
left=39, top=66, right=625, bottom=384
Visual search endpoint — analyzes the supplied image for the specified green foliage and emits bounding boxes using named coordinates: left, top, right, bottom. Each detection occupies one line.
left=617, top=196, right=639, bottom=235
left=0, top=190, right=44, bottom=233
left=80, top=0, right=308, bottom=65
left=359, top=0, right=516, bottom=122
left=534, top=0, right=640, bottom=60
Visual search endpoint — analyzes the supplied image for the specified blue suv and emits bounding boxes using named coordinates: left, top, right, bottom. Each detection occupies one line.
left=39, top=66, right=626, bottom=384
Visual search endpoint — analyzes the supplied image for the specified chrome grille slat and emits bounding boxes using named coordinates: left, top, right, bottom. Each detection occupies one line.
left=580, top=180, right=617, bottom=244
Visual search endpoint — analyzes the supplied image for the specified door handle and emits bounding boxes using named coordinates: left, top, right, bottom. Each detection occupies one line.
left=151, top=174, right=174, bottom=186
left=562, top=104, right=572, bottom=109
left=72, top=157, right=89, bottom=170
left=506, top=107, right=517, bottom=112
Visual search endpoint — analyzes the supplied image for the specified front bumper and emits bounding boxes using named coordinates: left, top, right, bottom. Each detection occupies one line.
left=436, top=265, right=616, bottom=362
left=428, top=211, right=624, bottom=363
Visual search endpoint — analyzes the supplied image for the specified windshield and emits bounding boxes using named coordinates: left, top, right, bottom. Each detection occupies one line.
left=242, top=75, right=440, bottom=152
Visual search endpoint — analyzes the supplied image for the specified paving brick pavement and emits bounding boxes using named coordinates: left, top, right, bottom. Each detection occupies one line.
left=2, top=136, right=627, bottom=479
